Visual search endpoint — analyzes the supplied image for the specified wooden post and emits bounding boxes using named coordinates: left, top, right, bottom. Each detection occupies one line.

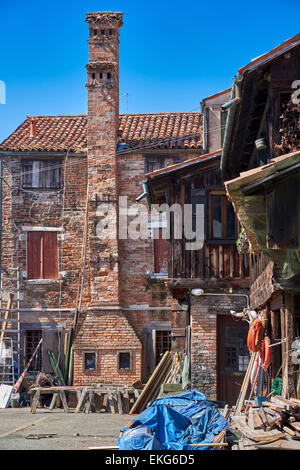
left=31, top=389, right=41, bottom=414
left=59, top=390, right=69, bottom=413
left=280, top=307, right=288, bottom=398
left=270, top=309, right=281, bottom=382
left=49, top=393, right=58, bottom=410
left=75, top=388, right=88, bottom=413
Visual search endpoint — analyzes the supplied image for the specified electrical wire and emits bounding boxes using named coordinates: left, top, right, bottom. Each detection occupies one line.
left=0, top=123, right=226, bottom=186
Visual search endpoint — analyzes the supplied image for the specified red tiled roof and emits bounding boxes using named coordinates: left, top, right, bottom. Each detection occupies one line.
left=202, top=88, right=231, bottom=102
left=238, top=33, right=300, bottom=75
left=0, top=112, right=203, bottom=153
left=145, top=149, right=222, bottom=179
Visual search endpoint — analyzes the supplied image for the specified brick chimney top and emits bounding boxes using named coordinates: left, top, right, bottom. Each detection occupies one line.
left=29, top=118, right=37, bottom=137
left=85, top=11, right=123, bottom=26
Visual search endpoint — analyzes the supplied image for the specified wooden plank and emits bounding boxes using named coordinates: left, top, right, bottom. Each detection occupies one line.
left=43, top=232, right=58, bottom=279
left=31, top=389, right=41, bottom=414
left=116, top=391, right=124, bottom=415
left=88, top=446, right=119, bottom=450
left=75, top=388, right=88, bottom=413
left=59, top=390, right=69, bottom=413
left=49, top=393, right=58, bottom=411
left=0, top=416, right=50, bottom=439
left=234, top=352, right=258, bottom=416
left=108, top=393, right=116, bottom=414
left=231, top=415, right=285, bottom=442
left=190, top=442, right=228, bottom=447
left=219, top=245, right=223, bottom=278
left=130, top=351, right=172, bottom=415
left=122, top=390, right=130, bottom=414
left=229, top=246, right=234, bottom=278
left=84, top=391, right=93, bottom=414
left=27, top=232, right=43, bottom=279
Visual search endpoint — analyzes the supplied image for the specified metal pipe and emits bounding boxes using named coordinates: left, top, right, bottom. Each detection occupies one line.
left=136, top=181, right=149, bottom=202
left=220, top=75, right=243, bottom=175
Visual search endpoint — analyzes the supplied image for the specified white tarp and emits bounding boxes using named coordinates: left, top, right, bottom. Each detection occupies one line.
left=0, top=384, right=13, bottom=408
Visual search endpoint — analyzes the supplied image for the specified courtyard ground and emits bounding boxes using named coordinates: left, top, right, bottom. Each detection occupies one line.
left=0, top=407, right=131, bottom=450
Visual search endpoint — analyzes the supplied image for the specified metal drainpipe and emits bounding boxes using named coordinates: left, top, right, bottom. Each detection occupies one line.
left=220, top=75, right=243, bottom=174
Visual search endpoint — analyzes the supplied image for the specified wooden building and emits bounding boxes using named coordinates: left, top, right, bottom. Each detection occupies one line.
left=144, top=149, right=250, bottom=404
left=221, top=34, right=300, bottom=398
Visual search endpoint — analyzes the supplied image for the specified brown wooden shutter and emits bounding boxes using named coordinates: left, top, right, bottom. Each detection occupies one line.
left=43, top=232, right=58, bottom=279
left=27, top=232, right=43, bottom=279
left=154, top=228, right=168, bottom=274
left=27, top=231, right=58, bottom=279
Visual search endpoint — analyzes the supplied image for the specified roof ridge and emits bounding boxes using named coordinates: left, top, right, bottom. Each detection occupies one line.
left=25, top=111, right=202, bottom=119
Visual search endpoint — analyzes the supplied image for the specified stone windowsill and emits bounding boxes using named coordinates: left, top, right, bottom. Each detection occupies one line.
left=150, top=273, right=168, bottom=280
left=24, top=278, right=62, bottom=285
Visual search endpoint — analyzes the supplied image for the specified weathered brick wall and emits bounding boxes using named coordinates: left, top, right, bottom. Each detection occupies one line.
left=1, top=154, right=89, bottom=311
left=190, top=291, right=249, bottom=400
left=0, top=11, right=203, bottom=387
left=73, top=308, right=142, bottom=385
left=73, top=348, right=142, bottom=386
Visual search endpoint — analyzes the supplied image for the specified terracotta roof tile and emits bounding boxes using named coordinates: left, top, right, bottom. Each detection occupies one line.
left=0, top=112, right=203, bottom=153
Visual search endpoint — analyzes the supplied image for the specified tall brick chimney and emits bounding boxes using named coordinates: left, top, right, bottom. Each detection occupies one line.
left=85, top=11, right=123, bottom=305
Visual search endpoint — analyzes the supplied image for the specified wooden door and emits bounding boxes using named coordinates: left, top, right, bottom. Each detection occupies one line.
left=217, top=315, right=249, bottom=405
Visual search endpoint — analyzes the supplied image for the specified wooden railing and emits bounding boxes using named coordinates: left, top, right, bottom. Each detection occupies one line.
left=169, top=242, right=249, bottom=280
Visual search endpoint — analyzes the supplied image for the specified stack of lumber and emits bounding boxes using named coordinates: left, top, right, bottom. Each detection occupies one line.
left=231, top=396, right=300, bottom=450
left=130, top=351, right=176, bottom=415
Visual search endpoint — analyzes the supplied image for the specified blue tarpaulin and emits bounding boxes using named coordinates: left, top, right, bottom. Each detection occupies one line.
left=117, top=389, right=228, bottom=450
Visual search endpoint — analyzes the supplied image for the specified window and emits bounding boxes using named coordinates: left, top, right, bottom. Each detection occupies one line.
left=25, top=330, right=42, bottom=371
left=22, top=159, right=61, bottom=189
left=155, top=330, right=171, bottom=364
left=27, top=231, right=58, bottom=280
left=118, top=351, right=131, bottom=371
left=83, top=351, right=96, bottom=371
left=145, top=156, right=182, bottom=174
left=209, top=192, right=237, bottom=240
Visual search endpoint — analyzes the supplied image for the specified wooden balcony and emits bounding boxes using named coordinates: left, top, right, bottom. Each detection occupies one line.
left=168, top=241, right=249, bottom=288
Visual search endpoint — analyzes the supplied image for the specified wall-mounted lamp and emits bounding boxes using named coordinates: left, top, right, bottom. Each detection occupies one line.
left=191, top=288, right=204, bottom=296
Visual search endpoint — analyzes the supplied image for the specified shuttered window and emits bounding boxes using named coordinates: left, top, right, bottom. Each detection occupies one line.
left=27, top=231, right=58, bottom=279
left=209, top=192, right=237, bottom=240
left=25, top=330, right=42, bottom=371
left=22, top=160, right=61, bottom=189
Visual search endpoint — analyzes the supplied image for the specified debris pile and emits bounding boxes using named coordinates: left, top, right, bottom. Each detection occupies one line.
left=231, top=396, right=300, bottom=450
left=117, top=390, right=229, bottom=450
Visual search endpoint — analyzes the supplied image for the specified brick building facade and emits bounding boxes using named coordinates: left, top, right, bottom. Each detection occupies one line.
left=0, top=11, right=204, bottom=386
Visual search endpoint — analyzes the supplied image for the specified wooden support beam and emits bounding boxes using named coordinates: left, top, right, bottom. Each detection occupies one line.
left=31, top=389, right=41, bottom=414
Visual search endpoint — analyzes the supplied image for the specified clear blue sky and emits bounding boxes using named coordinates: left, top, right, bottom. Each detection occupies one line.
left=0, top=0, right=299, bottom=142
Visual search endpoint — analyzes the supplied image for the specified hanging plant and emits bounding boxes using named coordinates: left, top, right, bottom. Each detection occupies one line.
left=236, top=227, right=250, bottom=254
